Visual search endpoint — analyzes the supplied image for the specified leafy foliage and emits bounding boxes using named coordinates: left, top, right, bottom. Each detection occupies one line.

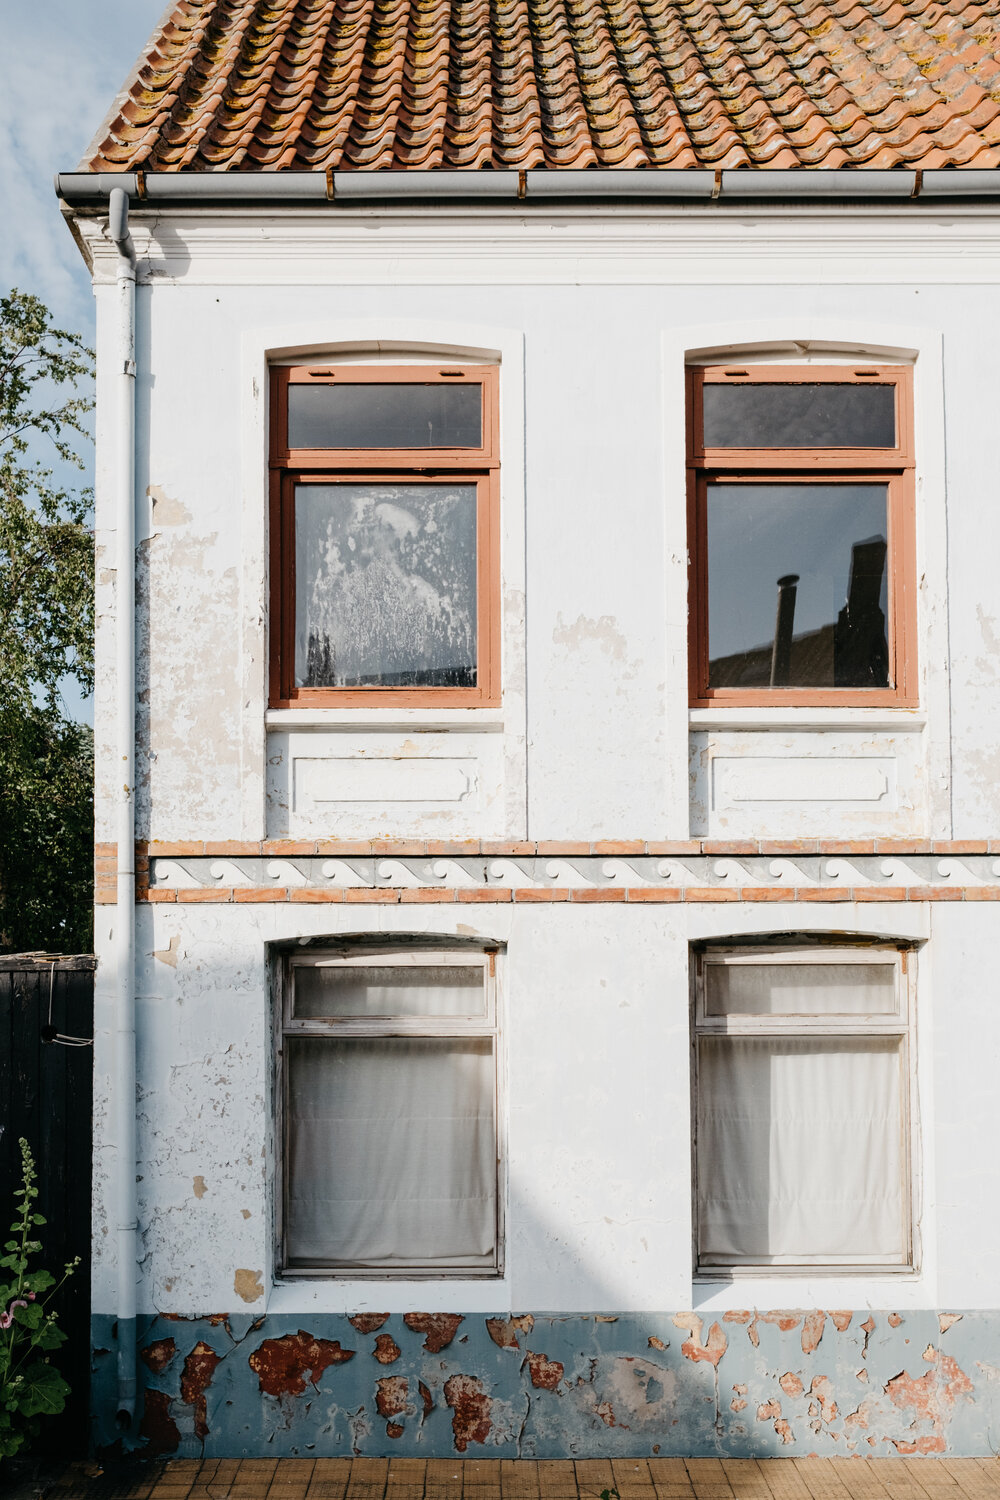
left=0, top=1140, right=79, bottom=1458
left=0, top=290, right=95, bottom=953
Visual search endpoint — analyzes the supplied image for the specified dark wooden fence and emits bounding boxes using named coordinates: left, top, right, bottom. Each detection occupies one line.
left=0, top=954, right=95, bottom=1453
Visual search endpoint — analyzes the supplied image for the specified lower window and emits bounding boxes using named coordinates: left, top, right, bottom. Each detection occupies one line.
left=693, top=941, right=915, bottom=1273
left=279, top=944, right=500, bottom=1277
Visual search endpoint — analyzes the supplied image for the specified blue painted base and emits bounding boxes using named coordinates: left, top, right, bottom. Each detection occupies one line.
left=90, top=1310, right=998, bottom=1459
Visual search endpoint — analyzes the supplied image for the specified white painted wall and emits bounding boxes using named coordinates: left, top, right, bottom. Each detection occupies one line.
left=82, top=206, right=1000, bottom=843
left=81, top=203, right=1000, bottom=1318
left=93, top=896, right=1000, bottom=1320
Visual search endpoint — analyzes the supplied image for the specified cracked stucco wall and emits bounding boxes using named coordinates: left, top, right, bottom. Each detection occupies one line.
left=91, top=1309, right=999, bottom=1458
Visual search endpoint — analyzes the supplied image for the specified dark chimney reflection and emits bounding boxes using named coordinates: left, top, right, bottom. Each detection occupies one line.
left=707, top=483, right=890, bottom=690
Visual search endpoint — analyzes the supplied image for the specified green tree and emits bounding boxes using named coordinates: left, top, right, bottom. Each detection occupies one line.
left=0, top=290, right=94, bottom=953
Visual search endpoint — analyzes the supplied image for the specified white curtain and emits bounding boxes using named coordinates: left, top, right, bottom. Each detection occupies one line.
left=294, top=965, right=486, bottom=1019
left=286, top=1036, right=496, bottom=1269
left=699, top=1036, right=904, bottom=1263
left=706, top=962, right=896, bottom=1016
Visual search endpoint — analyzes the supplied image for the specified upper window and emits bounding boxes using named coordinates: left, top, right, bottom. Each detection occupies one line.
left=693, top=940, right=916, bottom=1274
left=687, top=364, right=916, bottom=707
left=270, top=365, right=500, bottom=708
left=278, top=942, right=501, bottom=1277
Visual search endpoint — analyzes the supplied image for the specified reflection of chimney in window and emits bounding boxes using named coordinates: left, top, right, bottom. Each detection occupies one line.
left=834, top=536, right=888, bottom=687
left=770, top=574, right=799, bottom=687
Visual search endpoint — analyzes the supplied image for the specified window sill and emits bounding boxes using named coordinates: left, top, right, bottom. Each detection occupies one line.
left=265, top=1279, right=508, bottom=1315
left=689, top=706, right=927, bottom=732
left=266, top=707, right=505, bottom=732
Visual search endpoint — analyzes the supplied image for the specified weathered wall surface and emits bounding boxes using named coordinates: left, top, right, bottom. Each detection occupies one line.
left=85, top=205, right=1000, bottom=849
left=81, top=205, right=1000, bottom=1458
left=90, top=1309, right=993, bottom=1459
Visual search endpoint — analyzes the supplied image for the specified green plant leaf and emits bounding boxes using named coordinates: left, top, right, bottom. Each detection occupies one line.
left=12, top=1302, right=43, bottom=1330
left=13, top=1360, right=69, bottom=1418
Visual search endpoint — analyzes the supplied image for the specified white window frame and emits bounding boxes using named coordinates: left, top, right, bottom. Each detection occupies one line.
left=692, top=938, right=918, bottom=1278
left=276, top=942, right=504, bottom=1280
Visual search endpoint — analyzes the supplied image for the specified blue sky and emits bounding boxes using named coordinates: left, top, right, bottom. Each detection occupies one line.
left=2, top=0, right=166, bottom=722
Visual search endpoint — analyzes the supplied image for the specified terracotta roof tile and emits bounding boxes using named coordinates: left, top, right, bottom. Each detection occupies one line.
left=83, top=0, right=1000, bottom=170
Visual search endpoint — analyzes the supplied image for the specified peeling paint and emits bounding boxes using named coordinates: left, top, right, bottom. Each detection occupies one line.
left=444, top=1374, right=492, bottom=1451
left=349, top=1314, right=389, bottom=1334
left=375, top=1375, right=408, bottom=1418
left=486, top=1315, right=534, bottom=1349
left=248, top=1331, right=355, bottom=1397
left=801, top=1311, right=825, bottom=1354
left=404, top=1313, right=464, bottom=1352
left=140, top=1338, right=177, bottom=1374
left=673, top=1313, right=727, bottom=1366
left=139, top=1388, right=180, bottom=1454
left=92, top=1310, right=1000, bottom=1459
left=180, top=1340, right=222, bottom=1440
left=525, top=1352, right=564, bottom=1390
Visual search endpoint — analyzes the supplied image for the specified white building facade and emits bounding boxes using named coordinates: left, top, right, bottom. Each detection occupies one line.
left=61, top=165, right=1000, bottom=1458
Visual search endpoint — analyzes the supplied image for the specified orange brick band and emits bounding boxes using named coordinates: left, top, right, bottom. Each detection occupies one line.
left=118, top=838, right=1000, bottom=857
left=127, top=885, right=1000, bottom=907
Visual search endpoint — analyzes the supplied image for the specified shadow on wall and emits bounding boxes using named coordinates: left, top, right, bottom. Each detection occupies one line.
left=89, top=1230, right=990, bottom=1460
left=90, top=943, right=990, bottom=1460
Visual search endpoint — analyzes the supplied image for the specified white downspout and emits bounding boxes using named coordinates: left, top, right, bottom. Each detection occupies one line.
left=108, top=186, right=137, bottom=1426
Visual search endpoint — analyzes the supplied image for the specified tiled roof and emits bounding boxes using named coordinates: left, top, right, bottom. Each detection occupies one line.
left=84, top=0, right=1000, bottom=172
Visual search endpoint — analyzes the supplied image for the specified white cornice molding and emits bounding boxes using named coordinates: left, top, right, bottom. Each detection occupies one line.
left=74, top=206, right=1000, bottom=287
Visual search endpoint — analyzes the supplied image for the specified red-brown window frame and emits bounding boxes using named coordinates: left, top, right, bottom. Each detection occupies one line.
left=687, top=363, right=917, bottom=708
left=269, top=364, right=500, bottom=709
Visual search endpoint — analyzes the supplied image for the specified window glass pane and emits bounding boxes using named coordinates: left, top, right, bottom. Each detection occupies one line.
left=295, top=483, right=477, bottom=689
left=294, top=964, right=486, bottom=1019
left=705, top=962, right=896, bottom=1016
left=707, top=482, right=889, bottom=689
left=288, top=382, right=482, bottom=449
left=698, top=1036, right=905, bottom=1264
left=285, top=1036, right=496, bottom=1270
left=703, top=382, right=895, bottom=448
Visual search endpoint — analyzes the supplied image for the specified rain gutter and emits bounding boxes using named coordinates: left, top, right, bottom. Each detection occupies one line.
left=57, top=167, right=1000, bottom=207
left=107, top=185, right=138, bottom=1428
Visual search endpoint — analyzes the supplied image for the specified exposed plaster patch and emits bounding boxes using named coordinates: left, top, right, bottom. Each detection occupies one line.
left=444, top=1373, right=492, bottom=1451
left=672, top=1313, right=727, bottom=1366
left=486, top=1315, right=534, bottom=1350
left=375, top=1375, right=408, bottom=1418
left=801, top=1311, right=825, bottom=1353
left=153, top=935, right=181, bottom=967
left=551, top=613, right=629, bottom=664
left=139, top=1388, right=180, bottom=1454
left=403, top=1312, right=463, bottom=1352
left=349, top=1314, right=389, bottom=1334
left=234, top=1269, right=264, bottom=1304
left=148, top=484, right=192, bottom=526
left=940, top=1314, right=963, bottom=1334
left=248, top=1330, right=355, bottom=1397
left=140, top=1337, right=176, bottom=1374
left=193, top=1176, right=207, bottom=1199
left=180, top=1340, right=222, bottom=1440
left=525, top=1351, right=564, bottom=1390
